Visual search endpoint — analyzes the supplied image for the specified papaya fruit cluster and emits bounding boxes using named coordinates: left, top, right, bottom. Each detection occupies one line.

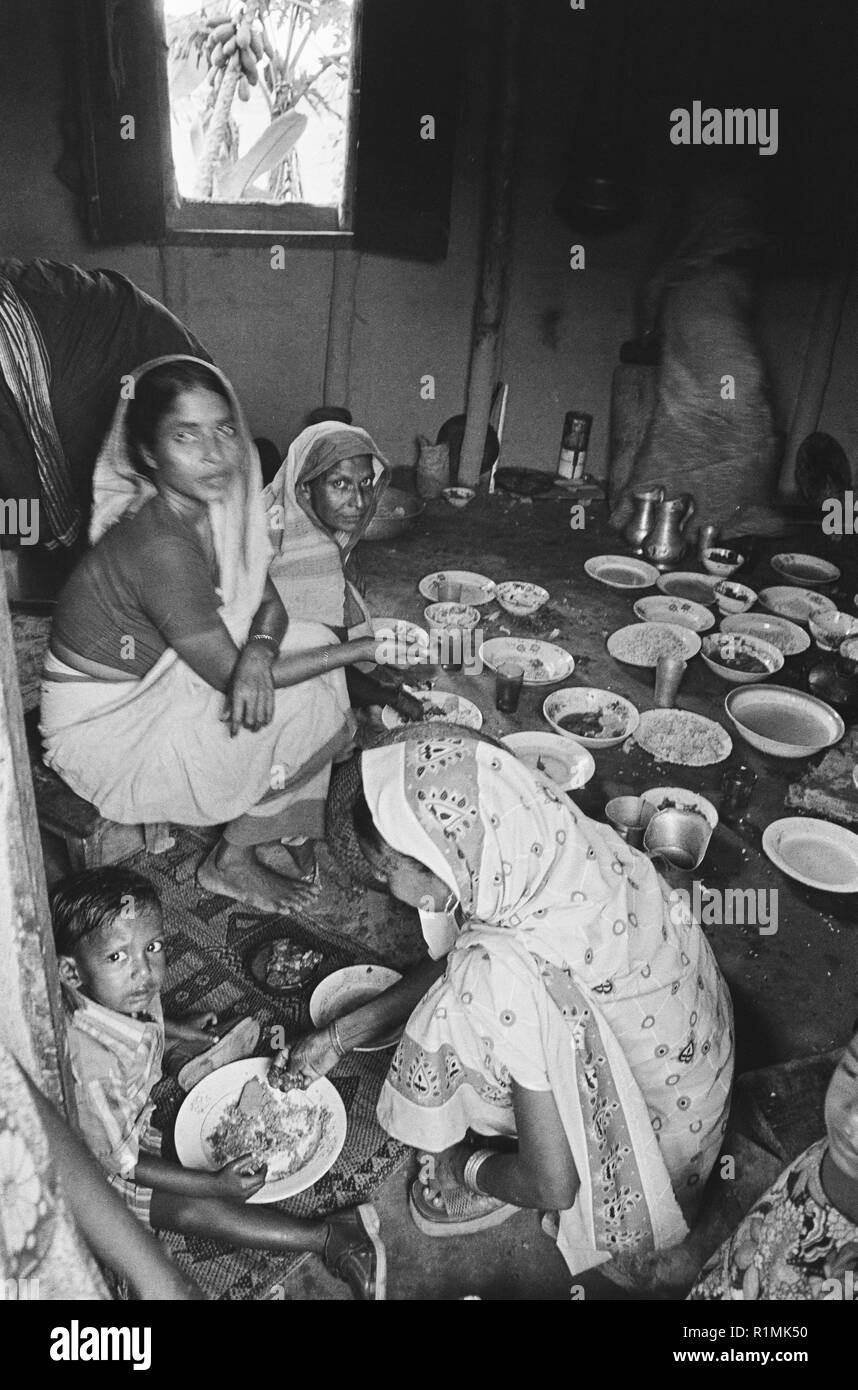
left=205, top=13, right=272, bottom=101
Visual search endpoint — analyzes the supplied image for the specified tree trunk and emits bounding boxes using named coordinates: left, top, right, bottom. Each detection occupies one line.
left=195, top=64, right=241, bottom=198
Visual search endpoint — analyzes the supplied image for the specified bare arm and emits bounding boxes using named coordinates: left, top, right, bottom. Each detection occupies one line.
left=465, top=1083, right=580, bottom=1210
left=26, top=1080, right=205, bottom=1300
left=335, top=954, right=449, bottom=1050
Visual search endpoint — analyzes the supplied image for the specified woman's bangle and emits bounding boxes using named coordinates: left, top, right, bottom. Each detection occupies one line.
left=328, top=1020, right=347, bottom=1058
left=248, top=631, right=279, bottom=653
left=463, top=1149, right=494, bottom=1195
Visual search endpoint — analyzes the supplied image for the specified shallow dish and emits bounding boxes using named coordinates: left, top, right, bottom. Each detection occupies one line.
left=495, top=581, right=550, bottom=617
left=480, top=637, right=575, bottom=685
left=542, top=687, right=640, bottom=749
left=719, top=613, right=810, bottom=657
left=770, top=553, right=840, bottom=588
left=757, top=587, right=837, bottom=627
left=640, top=786, right=718, bottom=829
left=441, top=486, right=475, bottom=509
left=632, top=596, right=715, bottom=633
left=245, top=939, right=325, bottom=997
left=175, top=1059, right=346, bottom=1204
left=583, top=555, right=660, bottom=590
left=762, top=817, right=858, bottom=893
left=701, top=548, right=744, bottom=578
left=372, top=617, right=430, bottom=645
left=381, top=690, right=483, bottom=730
left=310, top=965, right=403, bottom=1052
left=500, top=731, right=596, bottom=791
left=423, top=602, right=480, bottom=631
left=631, top=710, right=732, bottom=766
left=701, top=633, right=783, bottom=685
left=606, top=621, right=701, bottom=668
left=714, top=581, right=757, bottom=616
left=808, top=610, right=858, bottom=653
left=656, top=571, right=721, bottom=605
left=419, top=570, right=497, bottom=606
left=724, top=685, right=845, bottom=758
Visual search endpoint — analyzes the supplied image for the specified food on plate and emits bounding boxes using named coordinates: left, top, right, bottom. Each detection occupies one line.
left=556, top=701, right=629, bottom=740
left=207, top=1078, right=329, bottom=1179
left=632, top=711, right=731, bottom=766
left=265, top=941, right=323, bottom=990
left=611, top=626, right=690, bottom=664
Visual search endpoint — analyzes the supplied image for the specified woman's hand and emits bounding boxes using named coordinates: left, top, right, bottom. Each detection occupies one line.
left=270, top=1030, right=341, bottom=1091
left=214, top=1154, right=268, bottom=1201
left=223, top=645, right=276, bottom=736
left=392, top=688, right=425, bottom=722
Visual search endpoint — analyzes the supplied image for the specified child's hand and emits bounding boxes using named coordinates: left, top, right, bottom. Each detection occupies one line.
left=215, top=1154, right=267, bottom=1200
left=165, top=1012, right=220, bottom=1044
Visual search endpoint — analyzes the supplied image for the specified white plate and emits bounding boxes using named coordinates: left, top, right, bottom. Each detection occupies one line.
left=371, top=618, right=430, bottom=663
left=607, top=621, right=701, bottom=667
left=495, top=581, right=549, bottom=616
left=762, top=817, right=858, bottom=893
left=632, top=596, right=715, bottom=632
left=310, top=965, right=403, bottom=1052
left=720, top=613, right=810, bottom=657
left=640, top=787, right=719, bottom=829
left=583, top=555, right=660, bottom=590
left=500, top=731, right=596, bottom=790
left=632, top=710, right=732, bottom=766
left=174, top=1058, right=346, bottom=1203
left=381, top=690, right=483, bottom=730
left=656, top=572, right=721, bottom=604
left=479, top=637, right=575, bottom=686
left=757, top=587, right=837, bottom=626
left=543, top=687, right=640, bottom=749
left=770, top=553, right=840, bottom=588
left=418, top=571, right=497, bottom=605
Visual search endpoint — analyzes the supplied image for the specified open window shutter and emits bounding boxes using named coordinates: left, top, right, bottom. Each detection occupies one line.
left=354, top=0, right=460, bottom=262
left=74, top=0, right=169, bottom=245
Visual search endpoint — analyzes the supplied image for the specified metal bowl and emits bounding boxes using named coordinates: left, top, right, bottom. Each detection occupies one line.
left=643, top=807, right=713, bottom=871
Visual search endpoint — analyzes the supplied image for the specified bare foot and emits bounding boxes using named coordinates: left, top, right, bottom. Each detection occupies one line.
left=256, top=840, right=317, bottom=881
left=198, top=842, right=320, bottom=913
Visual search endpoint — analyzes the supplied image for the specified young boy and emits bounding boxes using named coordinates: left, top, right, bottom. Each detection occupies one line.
left=51, top=866, right=385, bottom=1300
left=689, top=1030, right=858, bottom=1300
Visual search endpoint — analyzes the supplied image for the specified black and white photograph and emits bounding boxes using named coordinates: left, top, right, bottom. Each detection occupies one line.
left=1, top=0, right=857, bottom=1347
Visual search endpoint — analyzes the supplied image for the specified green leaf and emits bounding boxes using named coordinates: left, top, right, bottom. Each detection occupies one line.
left=214, top=109, right=308, bottom=199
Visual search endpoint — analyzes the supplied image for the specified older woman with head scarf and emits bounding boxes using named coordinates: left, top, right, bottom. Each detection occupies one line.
left=263, top=421, right=423, bottom=722
left=271, top=733, right=735, bottom=1279
left=41, top=359, right=412, bottom=914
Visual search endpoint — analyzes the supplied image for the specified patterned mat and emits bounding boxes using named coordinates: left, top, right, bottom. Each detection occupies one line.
left=130, top=830, right=409, bottom=1301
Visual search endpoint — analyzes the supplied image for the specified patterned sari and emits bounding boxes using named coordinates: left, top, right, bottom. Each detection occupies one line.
left=364, top=736, right=734, bottom=1276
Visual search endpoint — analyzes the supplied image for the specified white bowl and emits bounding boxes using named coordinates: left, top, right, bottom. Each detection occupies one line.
left=441, top=487, right=475, bottom=509
left=808, top=610, right=858, bottom=653
left=700, top=633, right=784, bottom=685
left=423, top=602, right=480, bottom=631
left=632, top=596, right=715, bottom=633
left=495, top=581, right=549, bottom=617
left=719, top=613, right=810, bottom=657
left=714, top=581, right=757, bottom=615
left=543, top=687, right=640, bottom=749
left=640, top=786, right=719, bottom=830
left=724, top=685, right=845, bottom=758
left=381, top=690, right=483, bottom=730
left=701, top=547, right=745, bottom=578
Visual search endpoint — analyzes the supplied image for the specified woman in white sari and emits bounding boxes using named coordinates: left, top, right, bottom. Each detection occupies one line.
left=276, top=734, right=735, bottom=1278
left=41, top=358, right=398, bottom=912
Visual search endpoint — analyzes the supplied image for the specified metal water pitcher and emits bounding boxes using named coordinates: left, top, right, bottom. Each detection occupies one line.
left=642, top=493, right=697, bottom=570
left=623, top=484, right=665, bottom=553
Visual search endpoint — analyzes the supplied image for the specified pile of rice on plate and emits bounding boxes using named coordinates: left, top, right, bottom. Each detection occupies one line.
left=631, top=709, right=732, bottom=766
left=607, top=622, right=700, bottom=667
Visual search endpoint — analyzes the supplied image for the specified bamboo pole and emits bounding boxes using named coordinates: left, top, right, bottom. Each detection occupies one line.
left=458, top=0, right=524, bottom=489
left=323, top=248, right=360, bottom=407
